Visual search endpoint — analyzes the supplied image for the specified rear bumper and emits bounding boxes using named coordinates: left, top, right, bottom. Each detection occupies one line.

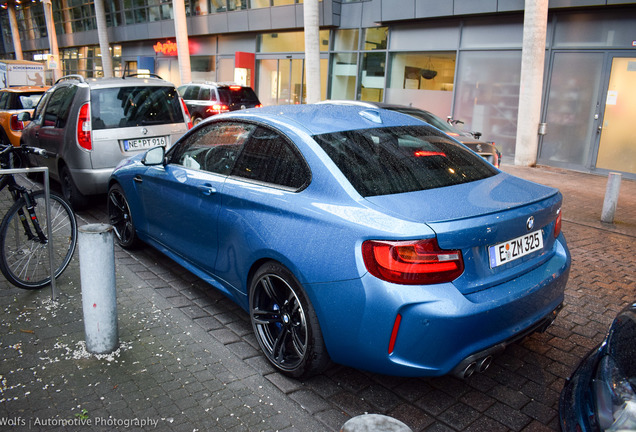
left=68, top=167, right=114, bottom=195
left=309, top=236, right=570, bottom=377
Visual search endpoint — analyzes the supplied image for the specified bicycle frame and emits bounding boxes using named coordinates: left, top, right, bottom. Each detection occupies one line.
left=0, top=165, right=58, bottom=299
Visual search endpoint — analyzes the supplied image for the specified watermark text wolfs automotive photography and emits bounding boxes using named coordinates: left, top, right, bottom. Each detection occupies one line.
left=0, top=416, right=160, bottom=429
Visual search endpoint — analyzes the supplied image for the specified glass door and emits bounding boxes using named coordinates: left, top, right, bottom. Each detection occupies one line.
left=539, top=51, right=604, bottom=168
left=595, top=57, right=636, bottom=175
left=257, top=58, right=305, bottom=106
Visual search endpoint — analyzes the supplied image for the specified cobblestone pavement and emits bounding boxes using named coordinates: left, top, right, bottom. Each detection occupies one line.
left=1, top=164, right=634, bottom=431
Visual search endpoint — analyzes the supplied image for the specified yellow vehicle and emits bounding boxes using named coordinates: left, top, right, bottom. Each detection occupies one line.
left=0, top=86, right=49, bottom=146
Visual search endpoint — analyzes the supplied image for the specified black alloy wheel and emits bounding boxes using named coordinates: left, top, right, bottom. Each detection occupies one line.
left=249, top=262, right=329, bottom=378
left=107, top=183, right=139, bottom=249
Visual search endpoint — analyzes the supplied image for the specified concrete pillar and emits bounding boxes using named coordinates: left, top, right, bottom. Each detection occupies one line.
left=94, top=0, right=113, bottom=78
left=303, top=0, right=321, bottom=104
left=42, top=0, right=62, bottom=82
left=514, top=0, right=549, bottom=166
left=79, top=224, right=118, bottom=354
left=173, top=0, right=192, bottom=86
left=7, top=2, right=23, bottom=60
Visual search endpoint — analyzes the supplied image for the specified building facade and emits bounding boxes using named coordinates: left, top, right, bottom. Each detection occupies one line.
left=1, top=0, right=635, bottom=178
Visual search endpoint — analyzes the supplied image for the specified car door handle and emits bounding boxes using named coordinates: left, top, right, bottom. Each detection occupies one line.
left=133, top=175, right=142, bottom=183
left=199, top=184, right=217, bottom=195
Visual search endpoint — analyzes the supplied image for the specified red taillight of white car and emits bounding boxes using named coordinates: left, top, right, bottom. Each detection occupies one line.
left=362, top=238, right=464, bottom=285
left=77, top=103, right=92, bottom=150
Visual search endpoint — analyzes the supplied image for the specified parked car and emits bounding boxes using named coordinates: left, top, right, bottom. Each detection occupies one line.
left=108, top=104, right=570, bottom=378
left=560, top=302, right=636, bottom=432
left=178, top=82, right=262, bottom=125
left=19, top=74, right=191, bottom=208
left=319, top=100, right=502, bottom=168
left=0, top=86, right=48, bottom=147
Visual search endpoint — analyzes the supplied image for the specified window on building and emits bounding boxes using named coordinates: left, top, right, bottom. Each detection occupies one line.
left=258, top=31, right=329, bottom=53
left=334, top=29, right=359, bottom=51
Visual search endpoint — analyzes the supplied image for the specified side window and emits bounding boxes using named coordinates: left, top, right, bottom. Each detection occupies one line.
left=169, top=121, right=255, bottom=175
left=199, top=86, right=211, bottom=101
left=0, top=92, right=9, bottom=109
left=182, top=85, right=200, bottom=100
left=232, top=126, right=310, bottom=190
left=32, top=91, right=52, bottom=123
left=42, top=85, right=78, bottom=128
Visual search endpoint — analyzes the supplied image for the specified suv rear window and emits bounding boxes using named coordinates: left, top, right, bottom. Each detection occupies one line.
left=313, top=125, right=498, bottom=197
left=91, top=86, right=183, bottom=130
left=217, top=87, right=260, bottom=105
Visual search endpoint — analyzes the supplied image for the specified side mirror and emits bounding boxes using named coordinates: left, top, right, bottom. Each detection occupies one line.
left=474, top=132, right=482, bottom=139
left=142, top=146, right=165, bottom=166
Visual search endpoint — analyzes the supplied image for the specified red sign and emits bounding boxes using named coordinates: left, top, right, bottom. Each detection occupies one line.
left=153, top=40, right=177, bottom=56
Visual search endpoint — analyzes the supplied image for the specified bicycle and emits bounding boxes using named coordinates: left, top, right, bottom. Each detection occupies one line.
left=0, top=145, right=77, bottom=289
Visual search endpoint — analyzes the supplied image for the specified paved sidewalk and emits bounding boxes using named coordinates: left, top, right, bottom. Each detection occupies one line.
left=0, top=164, right=634, bottom=432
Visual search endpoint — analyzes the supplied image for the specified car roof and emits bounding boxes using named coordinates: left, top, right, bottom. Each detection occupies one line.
left=223, top=103, right=426, bottom=136
left=0, top=86, right=49, bottom=93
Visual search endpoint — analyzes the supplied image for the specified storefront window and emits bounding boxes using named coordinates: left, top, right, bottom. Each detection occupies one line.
left=388, top=52, right=455, bottom=91
left=453, top=50, right=522, bottom=158
left=359, top=52, right=385, bottom=102
left=330, top=53, right=358, bottom=100
left=191, top=56, right=216, bottom=81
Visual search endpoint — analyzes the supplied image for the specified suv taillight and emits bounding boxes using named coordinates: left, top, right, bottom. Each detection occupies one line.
left=77, top=103, right=92, bottom=150
left=206, top=104, right=230, bottom=115
left=362, top=238, right=464, bottom=285
left=10, top=114, right=24, bottom=131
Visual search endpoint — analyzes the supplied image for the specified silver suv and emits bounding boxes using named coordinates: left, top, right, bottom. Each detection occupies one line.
left=20, top=74, right=191, bottom=208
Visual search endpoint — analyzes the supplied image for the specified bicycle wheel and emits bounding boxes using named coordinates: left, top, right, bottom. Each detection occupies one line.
left=0, top=190, right=77, bottom=289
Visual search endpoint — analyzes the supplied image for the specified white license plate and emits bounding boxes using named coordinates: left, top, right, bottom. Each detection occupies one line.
left=488, top=230, right=543, bottom=268
left=123, top=136, right=167, bottom=151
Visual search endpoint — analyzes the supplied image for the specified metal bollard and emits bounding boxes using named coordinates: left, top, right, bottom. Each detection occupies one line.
left=341, top=414, right=412, bottom=432
left=601, top=172, right=622, bottom=224
left=79, top=224, right=118, bottom=354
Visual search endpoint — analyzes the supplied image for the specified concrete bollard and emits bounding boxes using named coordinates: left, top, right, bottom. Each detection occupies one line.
left=601, top=172, right=622, bottom=224
left=79, top=224, right=118, bottom=354
left=341, top=414, right=412, bottom=432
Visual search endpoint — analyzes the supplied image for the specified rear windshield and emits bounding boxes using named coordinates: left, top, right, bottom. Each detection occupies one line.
left=313, top=125, right=498, bottom=197
left=91, top=86, right=183, bottom=130
left=217, top=87, right=260, bottom=105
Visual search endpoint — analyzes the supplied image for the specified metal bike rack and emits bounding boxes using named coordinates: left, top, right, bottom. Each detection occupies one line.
left=0, top=166, right=57, bottom=300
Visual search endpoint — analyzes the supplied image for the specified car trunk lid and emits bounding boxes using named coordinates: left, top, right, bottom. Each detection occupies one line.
left=364, top=173, right=563, bottom=294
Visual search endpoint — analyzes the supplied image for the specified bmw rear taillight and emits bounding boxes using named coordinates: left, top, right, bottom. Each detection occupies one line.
left=554, top=208, right=562, bottom=237
left=77, top=103, right=92, bottom=150
left=362, top=238, right=464, bottom=285
left=180, top=97, right=192, bottom=129
left=9, top=114, right=24, bottom=131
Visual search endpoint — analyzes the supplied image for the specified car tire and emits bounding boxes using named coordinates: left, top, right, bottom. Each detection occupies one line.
left=192, top=115, right=203, bottom=126
left=107, top=183, right=140, bottom=249
left=60, top=164, right=89, bottom=209
left=249, top=261, right=330, bottom=378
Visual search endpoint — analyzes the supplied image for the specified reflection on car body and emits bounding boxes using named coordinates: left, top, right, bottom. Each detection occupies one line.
left=108, top=104, right=570, bottom=379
